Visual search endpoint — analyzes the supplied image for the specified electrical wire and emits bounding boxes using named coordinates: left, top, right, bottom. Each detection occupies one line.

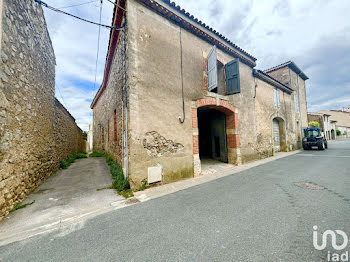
left=34, top=0, right=124, bottom=30
left=106, top=0, right=127, bottom=12
left=178, top=27, right=185, bottom=124
left=93, top=0, right=103, bottom=91
left=56, top=85, right=68, bottom=109
left=57, top=0, right=99, bottom=9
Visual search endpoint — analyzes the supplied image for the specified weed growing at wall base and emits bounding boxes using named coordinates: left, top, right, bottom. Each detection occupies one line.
left=89, top=151, right=105, bottom=157
left=60, top=153, right=87, bottom=169
left=91, top=152, right=133, bottom=198
left=11, top=200, right=35, bottom=212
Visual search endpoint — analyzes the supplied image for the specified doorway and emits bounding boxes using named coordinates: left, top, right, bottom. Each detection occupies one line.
left=272, top=117, right=286, bottom=152
left=198, top=108, right=228, bottom=163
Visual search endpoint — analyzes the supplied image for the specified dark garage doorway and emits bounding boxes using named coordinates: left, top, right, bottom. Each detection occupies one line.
left=198, top=107, right=228, bottom=163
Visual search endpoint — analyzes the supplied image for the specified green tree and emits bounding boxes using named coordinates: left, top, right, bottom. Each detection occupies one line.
left=308, top=121, right=320, bottom=128
left=83, top=131, right=88, bottom=141
left=336, top=130, right=341, bottom=136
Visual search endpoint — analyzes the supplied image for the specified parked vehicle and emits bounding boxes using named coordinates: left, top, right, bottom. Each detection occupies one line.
left=302, top=127, right=328, bottom=150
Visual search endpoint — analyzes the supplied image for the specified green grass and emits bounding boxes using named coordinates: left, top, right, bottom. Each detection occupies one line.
left=60, top=152, right=87, bottom=169
left=96, top=186, right=113, bottom=191
left=89, top=152, right=133, bottom=198
left=119, top=189, right=134, bottom=198
left=89, top=151, right=105, bottom=157
left=139, top=180, right=147, bottom=191
left=11, top=200, right=35, bottom=212
left=102, top=153, right=133, bottom=198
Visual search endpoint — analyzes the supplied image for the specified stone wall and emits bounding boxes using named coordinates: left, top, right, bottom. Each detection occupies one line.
left=54, top=99, right=85, bottom=162
left=92, top=30, right=125, bottom=166
left=0, top=0, right=84, bottom=221
left=255, top=78, right=299, bottom=154
left=92, top=0, right=308, bottom=189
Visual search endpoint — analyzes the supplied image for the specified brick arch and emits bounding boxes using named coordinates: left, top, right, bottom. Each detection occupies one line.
left=192, top=98, right=241, bottom=177
left=195, top=98, right=236, bottom=115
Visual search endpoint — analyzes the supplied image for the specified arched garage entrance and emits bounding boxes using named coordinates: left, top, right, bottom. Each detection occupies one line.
left=198, top=108, right=228, bottom=162
left=192, top=98, right=240, bottom=176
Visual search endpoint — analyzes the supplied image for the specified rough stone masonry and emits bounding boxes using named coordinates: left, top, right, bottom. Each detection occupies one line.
left=0, top=0, right=85, bottom=221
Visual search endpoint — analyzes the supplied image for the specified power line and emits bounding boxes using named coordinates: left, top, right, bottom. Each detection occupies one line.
left=56, top=85, right=68, bottom=109
left=57, top=0, right=99, bottom=9
left=93, top=0, right=103, bottom=91
left=34, top=0, right=124, bottom=30
left=106, top=0, right=127, bottom=12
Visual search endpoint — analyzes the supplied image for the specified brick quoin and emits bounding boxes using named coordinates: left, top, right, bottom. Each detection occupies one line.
left=227, top=134, right=240, bottom=149
left=193, top=135, right=199, bottom=154
left=203, top=76, right=208, bottom=90
left=192, top=108, right=198, bottom=128
left=203, top=57, right=208, bottom=90
left=202, top=58, right=207, bottom=71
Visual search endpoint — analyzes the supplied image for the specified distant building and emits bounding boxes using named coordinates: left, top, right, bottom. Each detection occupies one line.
left=87, top=124, right=93, bottom=153
left=91, top=0, right=309, bottom=189
left=307, top=112, right=336, bottom=140
left=318, top=110, right=350, bottom=139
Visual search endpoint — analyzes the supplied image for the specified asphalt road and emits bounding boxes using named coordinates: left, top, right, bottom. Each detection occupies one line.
left=1, top=140, right=350, bottom=261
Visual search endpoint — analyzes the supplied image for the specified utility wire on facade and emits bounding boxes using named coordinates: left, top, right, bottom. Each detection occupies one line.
left=34, top=0, right=124, bottom=30
left=93, top=0, right=103, bottom=91
left=57, top=0, right=99, bottom=9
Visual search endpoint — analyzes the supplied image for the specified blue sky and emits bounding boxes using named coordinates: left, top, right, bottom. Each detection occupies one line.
left=43, top=0, right=350, bottom=130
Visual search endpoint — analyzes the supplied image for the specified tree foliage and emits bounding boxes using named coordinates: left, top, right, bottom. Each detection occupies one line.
left=308, top=121, right=320, bottom=128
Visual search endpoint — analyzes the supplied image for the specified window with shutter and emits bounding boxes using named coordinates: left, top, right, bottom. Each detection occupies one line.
left=225, top=59, right=240, bottom=95
left=294, top=93, right=299, bottom=112
left=207, top=46, right=218, bottom=91
left=274, top=88, right=280, bottom=108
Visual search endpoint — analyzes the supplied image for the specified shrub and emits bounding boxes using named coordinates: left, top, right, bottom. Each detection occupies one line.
left=105, top=154, right=114, bottom=166
left=89, top=151, right=105, bottom=157
left=336, top=129, right=341, bottom=136
left=106, top=158, right=131, bottom=196
left=74, top=153, right=87, bottom=159
left=60, top=160, right=70, bottom=169
left=308, top=121, right=320, bottom=128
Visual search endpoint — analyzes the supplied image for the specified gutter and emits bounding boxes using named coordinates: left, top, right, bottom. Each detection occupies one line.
left=253, top=69, right=293, bottom=94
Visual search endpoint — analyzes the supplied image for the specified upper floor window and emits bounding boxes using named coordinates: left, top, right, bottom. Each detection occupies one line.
left=207, top=45, right=240, bottom=95
left=294, top=93, right=299, bottom=112
left=274, top=88, right=280, bottom=108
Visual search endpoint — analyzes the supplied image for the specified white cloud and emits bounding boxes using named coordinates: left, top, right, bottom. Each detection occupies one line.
left=43, top=0, right=114, bottom=130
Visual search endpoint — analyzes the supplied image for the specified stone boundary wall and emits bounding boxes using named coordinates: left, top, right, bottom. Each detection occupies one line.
left=0, top=0, right=84, bottom=221
left=54, top=98, right=85, bottom=162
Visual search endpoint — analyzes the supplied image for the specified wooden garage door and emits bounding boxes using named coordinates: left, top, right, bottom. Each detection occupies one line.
left=273, top=119, right=280, bottom=152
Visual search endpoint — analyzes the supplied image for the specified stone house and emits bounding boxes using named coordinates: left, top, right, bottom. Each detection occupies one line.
left=307, top=112, right=337, bottom=140
left=318, top=110, right=350, bottom=139
left=91, top=0, right=309, bottom=189
left=0, top=0, right=85, bottom=220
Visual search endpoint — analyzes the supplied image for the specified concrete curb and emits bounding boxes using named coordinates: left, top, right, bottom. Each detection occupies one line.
left=134, top=150, right=301, bottom=202
left=0, top=198, right=137, bottom=247
left=0, top=150, right=300, bottom=247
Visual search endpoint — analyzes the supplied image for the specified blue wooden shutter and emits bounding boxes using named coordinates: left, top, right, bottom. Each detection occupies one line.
left=225, top=59, right=240, bottom=95
left=207, top=46, right=217, bottom=91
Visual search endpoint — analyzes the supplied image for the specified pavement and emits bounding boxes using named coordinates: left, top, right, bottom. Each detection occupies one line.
left=1, top=139, right=350, bottom=261
left=0, top=157, right=124, bottom=246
